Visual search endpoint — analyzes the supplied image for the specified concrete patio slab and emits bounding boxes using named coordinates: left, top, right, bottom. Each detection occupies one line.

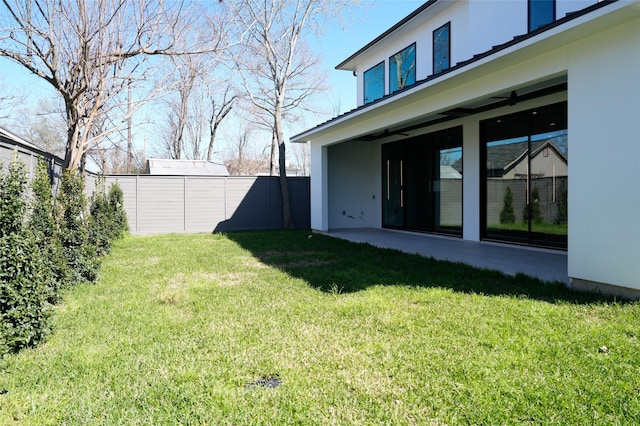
left=324, top=228, right=568, bottom=284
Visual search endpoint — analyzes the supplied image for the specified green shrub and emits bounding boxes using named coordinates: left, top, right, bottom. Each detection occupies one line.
left=0, top=157, right=49, bottom=354
left=499, top=186, right=516, bottom=224
left=88, top=176, right=113, bottom=257
left=56, top=170, right=99, bottom=284
left=555, top=189, right=568, bottom=225
left=108, top=181, right=128, bottom=238
left=88, top=178, right=128, bottom=257
left=29, top=159, right=70, bottom=301
left=523, top=185, right=544, bottom=224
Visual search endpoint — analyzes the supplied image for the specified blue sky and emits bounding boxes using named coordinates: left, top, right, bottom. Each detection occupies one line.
left=0, top=1, right=424, bottom=153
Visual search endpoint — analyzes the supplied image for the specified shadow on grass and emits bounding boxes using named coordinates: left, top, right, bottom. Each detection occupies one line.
left=220, top=229, right=621, bottom=305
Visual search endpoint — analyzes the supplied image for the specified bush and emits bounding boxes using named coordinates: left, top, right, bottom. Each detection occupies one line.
left=88, top=178, right=129, bottom=257
left=499, top=186, right=516, bottom=224
left=108, top=181, right=128, bottom=238
left=29, top=159, right=70, bottom=301
left=0, top=157, right=50, bottom=354
left=523, top=186, right=544, bottom=224
left=555, top=189, right=568, bottom=225
left=88, top=176, right=113, bottom=257
left=57, top=170, right=99, bottom=284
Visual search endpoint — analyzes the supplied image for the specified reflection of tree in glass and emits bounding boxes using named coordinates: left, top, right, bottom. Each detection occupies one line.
left=500, top=186, right=516, bottom=224
left=364, top=62, right=385, bottom=104
left=433, top=23, right=450, bottom=74
left=439, top=147, right=461, bottom=166
left=523, top=186, right=544, bottom=224
left=390, top=45, right=415, bottom=92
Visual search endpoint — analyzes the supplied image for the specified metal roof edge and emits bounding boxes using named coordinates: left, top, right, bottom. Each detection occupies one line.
left=335, top=0, right=440, bottom=71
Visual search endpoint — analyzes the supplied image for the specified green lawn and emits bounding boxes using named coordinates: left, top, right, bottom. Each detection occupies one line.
left=1, top=231, right=638, bottom=424
left=488, top=221, right=568, bottom=236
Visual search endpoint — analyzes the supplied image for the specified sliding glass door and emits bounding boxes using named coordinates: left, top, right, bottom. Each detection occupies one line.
left=382, top=126, right=462, bottom=235
left=482, top=102, right=568, bottom=248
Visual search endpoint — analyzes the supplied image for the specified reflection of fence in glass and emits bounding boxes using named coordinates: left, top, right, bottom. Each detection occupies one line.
left=487, top=176, right=568, bottom=228
left=439, top=178, right=462, bottom=227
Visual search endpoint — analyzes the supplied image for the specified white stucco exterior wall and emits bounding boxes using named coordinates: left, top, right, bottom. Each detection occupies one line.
left=462, top=120, right=480, bottom=241
left=327, top=140, right=380, bottom=229
left=567, top=17, right=640, bottom=290
left=310, top=143, right=328, bottom=231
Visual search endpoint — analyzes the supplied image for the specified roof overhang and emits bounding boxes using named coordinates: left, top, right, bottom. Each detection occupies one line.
left=292, top=0, right=640, bottom=145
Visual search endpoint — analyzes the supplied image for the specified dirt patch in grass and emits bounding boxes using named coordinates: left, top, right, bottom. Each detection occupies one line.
left=241, top=256, right=269, bottom=269
left=155, top=274, right=189, bottom=305
left=192, top=271, right=258, bottom=287
left=256, top=250, right=334, bottom=268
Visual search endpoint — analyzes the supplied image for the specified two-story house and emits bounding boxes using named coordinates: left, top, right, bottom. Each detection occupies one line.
left=292, top=0, right=640, bottom=297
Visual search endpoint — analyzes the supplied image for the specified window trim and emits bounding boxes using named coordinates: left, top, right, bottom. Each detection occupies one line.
left=479, top=101, right=568, bottom=249
left=528, top=0, right=556, bottom=32
left=433, top=21, right=451, bottom=75
left=389, top=42, right=417, bottom=94
left=363, top=60, right=386, bottom=105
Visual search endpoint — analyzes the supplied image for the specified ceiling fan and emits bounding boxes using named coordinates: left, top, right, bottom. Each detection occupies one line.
left=492, top=90, right=518, bottom=106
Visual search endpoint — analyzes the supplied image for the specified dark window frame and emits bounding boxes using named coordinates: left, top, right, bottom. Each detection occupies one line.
left=433, top=21, right=451, bottom=75
left=528, top=0, right=556, bottom=32
left=363, top=61, right=385, bottom=105
left=389, top=42, right=417, bottom=94
left=479, top=101, right=568, bottom=249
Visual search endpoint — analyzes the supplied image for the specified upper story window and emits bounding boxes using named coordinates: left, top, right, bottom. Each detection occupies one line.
left=389, top=43, right=416, bottom=94
left=529, top=0, right=555, bottom=31
left=364, top=61, right=385, bottom=105
left=433, top=22, right=450, bottom=75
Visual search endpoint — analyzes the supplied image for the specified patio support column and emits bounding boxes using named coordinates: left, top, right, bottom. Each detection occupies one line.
left=310, top=142, right=329, bottom=231
left=462, top=121, right=480, bottom=241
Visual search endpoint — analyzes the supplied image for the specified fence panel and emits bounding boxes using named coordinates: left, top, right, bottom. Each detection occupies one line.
left=105, top=175, right=310, bottom=235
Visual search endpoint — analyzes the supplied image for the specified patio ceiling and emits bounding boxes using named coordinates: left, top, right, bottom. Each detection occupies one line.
left=351, top=76, right=568, bottom=142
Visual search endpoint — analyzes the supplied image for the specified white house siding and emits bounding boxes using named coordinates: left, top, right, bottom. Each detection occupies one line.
left=299, top=0, right=640, bottom=295
left=327, top=140, right=380, bottom=229
left=567, top=15, right=640, bottom=291
left=351, top=1, right=598, bottom=107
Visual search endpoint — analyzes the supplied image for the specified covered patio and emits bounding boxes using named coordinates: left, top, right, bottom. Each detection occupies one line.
left=324, top=228, right=568, bottom=283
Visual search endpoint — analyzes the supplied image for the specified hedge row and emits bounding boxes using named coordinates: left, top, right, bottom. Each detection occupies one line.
left=0, top=156, right=128, bottom=355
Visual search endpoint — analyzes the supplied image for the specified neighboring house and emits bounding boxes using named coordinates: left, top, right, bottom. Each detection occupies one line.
left=292, top=0, right=640, bottom=297
left=146, top=158, right=229, bottom=176
left=0, top=126, right=64, bottom=186
left=471, top=139, right=568, bottom=180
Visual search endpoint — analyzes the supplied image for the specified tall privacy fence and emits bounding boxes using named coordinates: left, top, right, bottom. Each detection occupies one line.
left=2, top=129, right=310, bottom=234
left=102, top=175, right=310, bottom=234
left=1, top=128, right=65, bottom=193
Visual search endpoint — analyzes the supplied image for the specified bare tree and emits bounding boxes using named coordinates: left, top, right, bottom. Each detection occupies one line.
left=231, top=0, right=346, bottom=228
left=224, top=124, right=269, bottom=176
left=12, top=98, right=66, bottom=156
left=159, top=53, right=237, bottom=161
left=291, top=141, right=310, bottom=177
left=164, top=54, right=201, bottom=159
left=0, top=0, right=229, bottom=171
left=0, top=73, right=22, bottom=121
left=206, top=85, right=236, bottom=161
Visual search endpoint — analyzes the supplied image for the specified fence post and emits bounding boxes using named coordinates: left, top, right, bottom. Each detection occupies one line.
left=183, top=175, right=187, bottom=232
left=135, top=175, right=140, bottom=233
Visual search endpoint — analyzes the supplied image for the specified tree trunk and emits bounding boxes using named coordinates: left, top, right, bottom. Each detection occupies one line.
left=270, top=130, right=277, bottom=176
left=275, top=113, right=293, bottom=229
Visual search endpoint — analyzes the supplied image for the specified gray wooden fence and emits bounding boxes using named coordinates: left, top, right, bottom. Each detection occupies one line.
left=1, top=128, right=65, bottom=192
left=2, top=128, right=310, bottom=235
left=103, top=175, right=310, bottom=235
